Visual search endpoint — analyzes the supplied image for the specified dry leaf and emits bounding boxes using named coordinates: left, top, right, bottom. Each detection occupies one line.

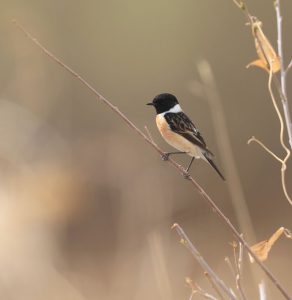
left=247, top=17, right=280, bottom=73
left=249, top=227, right=285, bottom=263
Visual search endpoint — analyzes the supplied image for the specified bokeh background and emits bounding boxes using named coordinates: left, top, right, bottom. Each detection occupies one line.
left=0, top=0, right=292, bottom=299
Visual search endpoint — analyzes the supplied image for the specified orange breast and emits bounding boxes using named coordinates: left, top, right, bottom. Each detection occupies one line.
left=156, top=115, right=201, bottom=158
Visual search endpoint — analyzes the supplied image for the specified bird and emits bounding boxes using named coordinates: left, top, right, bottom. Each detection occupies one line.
left=147, top=93, right=225, bottom=180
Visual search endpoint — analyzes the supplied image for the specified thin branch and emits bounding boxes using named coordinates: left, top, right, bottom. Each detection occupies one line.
left=189, top=291, right=194, bottom=300
left=267, top=64, right=290, bottom=161
left=286, top=59, right=292, bottom=73
left=248, top=135, right=292, bottom=205
left=225, top=257, right=236, bottom=278
left=232, top=0, right=292, bottom=205
left=198, top=290, right=219, bottom=300
left=231, top=0, right=253, bottom=26
left=232, top=0, right=292, bottom=149
left=247, top=136, right=283, bottom=163
left=237, top=241, right=243, bottom=273
left=173, top=224, right=237, bottom=300
left=189, top=289, right=218, bottom=300
left=186, top=278, right=219, bottom=300
left=233, top=242, right=247, bottom=300
left=247, top=61, right=292, bottom=205
left=267, top=65, right=292, bottom=205
left=281, top=166, right=291, bottom=205
left=274, top=0, right=292, bottom=149
left=144, top=125, right=156, bottom=145
left=225, top=244, right=247, bottom=300
left=13, top=20, right=291, bottom=300
left=204, top=272, right=225, bottom=300
left=232, top=0, right=245, bottom=10
left=272, top=1, right=292, bottom=205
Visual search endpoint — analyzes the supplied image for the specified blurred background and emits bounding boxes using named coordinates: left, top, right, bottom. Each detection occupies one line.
left=0, top=0, right=292, bottom=299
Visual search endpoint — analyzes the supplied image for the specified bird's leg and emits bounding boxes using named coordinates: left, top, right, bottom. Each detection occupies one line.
left=182, top=157, right=195, bottom=179
left=161, top=151, right=187, bottom=161
left=185, top=157, right=195, bottom=173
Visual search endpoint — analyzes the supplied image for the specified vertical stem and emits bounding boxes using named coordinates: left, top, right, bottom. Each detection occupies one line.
left=259, top=281, right=268, bottom=300
left=275, top=0, right=292, bottom=149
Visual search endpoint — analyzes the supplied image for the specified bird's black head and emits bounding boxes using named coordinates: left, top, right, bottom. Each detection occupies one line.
left=147, top=93, right=179, bottom=114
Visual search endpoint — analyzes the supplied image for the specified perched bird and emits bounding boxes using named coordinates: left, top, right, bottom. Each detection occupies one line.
left=147, top=93, right=225, bottom=180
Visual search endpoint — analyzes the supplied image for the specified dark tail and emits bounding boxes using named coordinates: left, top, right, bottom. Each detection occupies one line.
left=204, top=154, right=225, bottom=181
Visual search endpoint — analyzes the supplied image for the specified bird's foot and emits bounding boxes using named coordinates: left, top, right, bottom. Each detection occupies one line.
left=182, top=170, right=190, bottom=179
left=161, top=153, right=170, bottom=161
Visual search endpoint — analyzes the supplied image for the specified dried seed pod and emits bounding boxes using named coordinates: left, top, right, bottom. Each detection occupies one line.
left=249, top=227, right=286, bottom=262
left=247, top=17, right=280, bottom=73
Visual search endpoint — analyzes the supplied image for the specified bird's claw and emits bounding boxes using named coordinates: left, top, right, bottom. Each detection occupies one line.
left=182, top=171, right=190, bottom=179
left=161, top=153, right=170, bottom=161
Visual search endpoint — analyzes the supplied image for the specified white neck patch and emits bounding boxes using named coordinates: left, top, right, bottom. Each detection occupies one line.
left=160, top=104, right=182, bottom=116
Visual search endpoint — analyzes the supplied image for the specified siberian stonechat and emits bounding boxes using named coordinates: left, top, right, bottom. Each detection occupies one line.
left=147, top=93, right=225, bottom=180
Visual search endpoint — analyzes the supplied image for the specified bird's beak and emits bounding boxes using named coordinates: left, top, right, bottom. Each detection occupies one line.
left=146, top=102, right=154, bottom=106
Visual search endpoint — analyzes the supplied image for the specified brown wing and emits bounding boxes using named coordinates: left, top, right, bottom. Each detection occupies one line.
left=164, top=112, right=213, bottom=155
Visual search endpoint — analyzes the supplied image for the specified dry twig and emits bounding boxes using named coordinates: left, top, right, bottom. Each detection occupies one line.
left=247, top=63, right=291, bottom=204
left=144, top=125, right=157, bottom=146
left=186, top=277, right=218, bottom=300
left=173, top=224, right=237, bottom=300
left=232, top=242, right=247, bottom=300
left=286, top=59, right=292, bottom=73
left=12, top=20, right=291, bottom=300
left=232, top=0, right=292, bottom=205
left=204, top=272, right=225, bottom=300
left=225, top=242, right=247, bottom=300
left=274, top=0, right=292, bottom=149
